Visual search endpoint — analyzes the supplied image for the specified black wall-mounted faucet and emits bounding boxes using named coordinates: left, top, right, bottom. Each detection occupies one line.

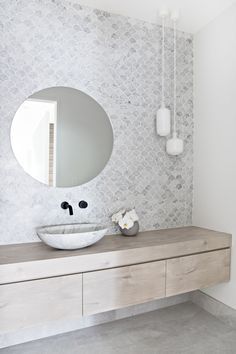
left=61, top=201, right=73, bottom=216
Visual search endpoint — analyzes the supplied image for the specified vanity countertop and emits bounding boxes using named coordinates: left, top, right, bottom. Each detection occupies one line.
left=0, top=226, right=231, bottom=285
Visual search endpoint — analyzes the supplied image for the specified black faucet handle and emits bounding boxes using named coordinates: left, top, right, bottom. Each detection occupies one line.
left=78, top=200, right=88, bottom=209
left=61, top=201, right=74, bottom=216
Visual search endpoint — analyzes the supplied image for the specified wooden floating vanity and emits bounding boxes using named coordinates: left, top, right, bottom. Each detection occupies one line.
left=0, top=226, right=232, bottom=347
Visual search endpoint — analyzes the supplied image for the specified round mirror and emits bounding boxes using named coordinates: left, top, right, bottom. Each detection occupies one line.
left=11, top=87, right=113, bottom=187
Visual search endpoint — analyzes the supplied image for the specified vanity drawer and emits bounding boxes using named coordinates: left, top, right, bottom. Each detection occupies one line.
left=83, top=261, right=166, bottom=315
left=166, top=249, right=230, bottom=297
left=0, top=274, right=82, bottom=337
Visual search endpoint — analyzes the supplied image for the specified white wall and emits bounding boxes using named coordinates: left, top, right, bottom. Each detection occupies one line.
left=193, top=3, right=236, bottom=309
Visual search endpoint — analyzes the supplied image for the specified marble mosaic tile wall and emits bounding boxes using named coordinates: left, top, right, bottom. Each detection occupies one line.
left=0, top=0, right=193, bottom=244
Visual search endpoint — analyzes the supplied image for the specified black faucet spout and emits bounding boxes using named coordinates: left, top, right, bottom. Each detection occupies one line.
left=61, top=201, right=74, bottom=216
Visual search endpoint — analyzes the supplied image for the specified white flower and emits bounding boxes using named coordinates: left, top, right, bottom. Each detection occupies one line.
left=126, top=209, right=139, bottom=222
left=111, top=208, right=139, bottom=229
left=111, top=209, right=125, bottom=223
left=118, top=214, right=134, bottom=230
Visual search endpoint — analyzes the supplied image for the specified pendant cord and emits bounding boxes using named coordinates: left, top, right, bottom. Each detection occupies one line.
left=173, top=19, right=177, bottom=134
left=161, top=16, right=165, bottom=107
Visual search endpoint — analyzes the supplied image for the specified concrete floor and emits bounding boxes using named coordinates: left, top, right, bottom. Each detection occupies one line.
left=1, top=302, right=236, bottom=354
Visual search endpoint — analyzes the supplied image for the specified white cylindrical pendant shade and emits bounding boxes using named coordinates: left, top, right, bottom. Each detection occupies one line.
left=156, top=106, right=171, bottom=136
left=166, top=132, right=184, bottom=156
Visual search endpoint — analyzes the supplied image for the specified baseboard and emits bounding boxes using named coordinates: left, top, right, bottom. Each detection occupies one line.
left=191, top=291, right=236, bottom=328
left=1, top=293, right=190, bottom=349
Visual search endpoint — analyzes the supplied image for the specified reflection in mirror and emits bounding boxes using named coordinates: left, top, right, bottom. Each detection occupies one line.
left=11, top=87, right=113, bottom=187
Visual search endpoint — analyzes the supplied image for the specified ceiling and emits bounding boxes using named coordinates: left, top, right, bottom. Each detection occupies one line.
left=77, top=0, right=236, bottom=33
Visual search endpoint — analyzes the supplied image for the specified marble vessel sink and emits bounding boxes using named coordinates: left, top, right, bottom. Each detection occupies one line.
left=36, top=223, right=108, bottom=250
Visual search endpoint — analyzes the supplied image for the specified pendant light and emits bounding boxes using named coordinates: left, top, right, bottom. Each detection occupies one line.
left=156, top=8, right=171, bottom=137
left=166, top=11, right=184, bottom=156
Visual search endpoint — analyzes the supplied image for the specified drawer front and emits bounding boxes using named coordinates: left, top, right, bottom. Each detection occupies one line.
left=166, top=249, right=230, bottom=297
left=0, top=274, right=82, bottom=335
left=83, top=261, right=166, bottom=315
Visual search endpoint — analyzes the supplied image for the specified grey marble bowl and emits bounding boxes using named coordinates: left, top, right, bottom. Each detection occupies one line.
left=36, top=223, right=108, bottom=250
left=119, top=221, right=139, bottom=236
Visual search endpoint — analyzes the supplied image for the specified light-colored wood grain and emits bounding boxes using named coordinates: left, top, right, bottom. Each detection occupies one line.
left=83, top=261, right=166, bottom=315
left=0, top=274, right=82, bottom=336
left=166, top=249, right=231, bottom=297
left=0, top=227, right=232, bottom=349
left=1, top=227, right=231, bottom=264
left=0, top=227, right=232, bottom=284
